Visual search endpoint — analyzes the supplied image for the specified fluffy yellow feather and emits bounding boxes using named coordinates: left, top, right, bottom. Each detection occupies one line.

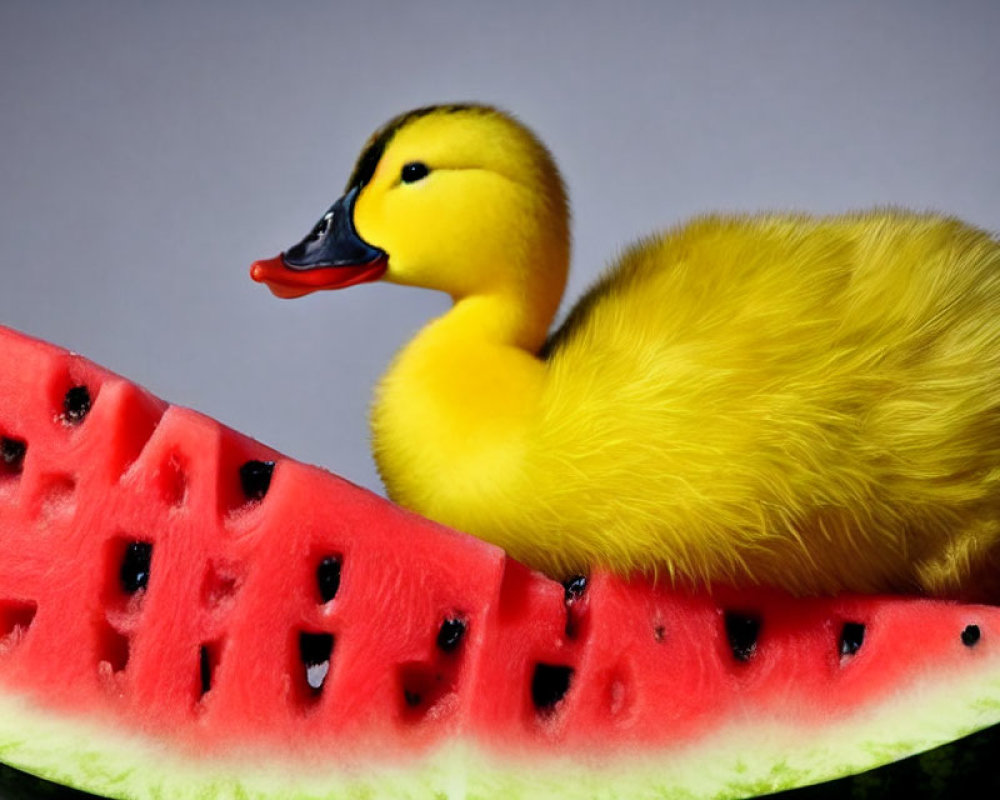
left=253, top=104, right=1000, bottom=599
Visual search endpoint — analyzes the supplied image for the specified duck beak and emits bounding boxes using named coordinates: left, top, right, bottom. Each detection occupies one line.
left=250, top=186, right=388, bottom=298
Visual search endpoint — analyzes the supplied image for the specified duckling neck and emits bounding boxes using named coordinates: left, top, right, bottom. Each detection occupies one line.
left=371, top=292, right=549, bottom=524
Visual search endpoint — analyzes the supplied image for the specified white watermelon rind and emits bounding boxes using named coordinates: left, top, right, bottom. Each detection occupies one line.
left=2, top=645, right=1000, bottom=800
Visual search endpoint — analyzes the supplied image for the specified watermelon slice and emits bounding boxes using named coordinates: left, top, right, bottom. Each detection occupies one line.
left=2, top=323, right=1000, bottom=800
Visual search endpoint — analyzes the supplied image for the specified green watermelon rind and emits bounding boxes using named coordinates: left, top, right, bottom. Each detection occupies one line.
left=2, top=646, right=999, bottom=800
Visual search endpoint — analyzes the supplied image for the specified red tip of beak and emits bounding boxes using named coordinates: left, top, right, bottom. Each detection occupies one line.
left=249, top=261, right=269, bottom=282
left=249, top=254, right=388, bottom=299
left=249, top=256, right=314, bottom=299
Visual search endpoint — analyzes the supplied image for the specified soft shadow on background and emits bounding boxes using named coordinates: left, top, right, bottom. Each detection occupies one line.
left=1, top=0, right=998, bottom=496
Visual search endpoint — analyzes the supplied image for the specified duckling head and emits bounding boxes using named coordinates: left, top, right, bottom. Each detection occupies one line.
left=251, top=104, right=570, bottom=349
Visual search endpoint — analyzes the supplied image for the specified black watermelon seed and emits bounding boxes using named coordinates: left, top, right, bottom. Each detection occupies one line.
left=436, top=617, right=467, bottom=652
left=839, top=622, right=866, bottom=657
left=531, top=663, right=574, bottom=714
left=299, top=631, right=334, bottom=666
left=962, top=624, right=981, bottom=647
left=120, top=541, right=153, bottom=594
left=724, top=612, right=760, bottom=663
left=239, top=460, right=275, bottom=501
left=562, top=575, right=588, bottom=603
left=404, top=688, right=422, bottom=707
left=199, top=645, right=212, bottom=696
left=1, top=437, right=26, bottom=473
left=316, top=556, right=342, bottom=603
left=298, top=632, right=334, bottom=693
left=62, top=385, right=91, bottom=424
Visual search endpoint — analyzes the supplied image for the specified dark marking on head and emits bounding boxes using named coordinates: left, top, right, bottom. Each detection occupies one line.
left=344, top=104, right=486, bottom=192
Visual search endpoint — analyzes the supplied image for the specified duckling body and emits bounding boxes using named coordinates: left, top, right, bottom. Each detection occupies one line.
left=252, top=105, right=1000, bottom=598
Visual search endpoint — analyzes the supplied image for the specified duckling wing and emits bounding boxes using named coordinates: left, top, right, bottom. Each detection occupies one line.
left=523, top=211, right=1000, bottom=595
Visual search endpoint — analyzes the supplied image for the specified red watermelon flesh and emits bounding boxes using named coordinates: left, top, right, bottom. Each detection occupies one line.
left=1, top=322, right=1000, bottom=800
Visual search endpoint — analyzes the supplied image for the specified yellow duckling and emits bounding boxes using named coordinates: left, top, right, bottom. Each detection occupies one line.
left=252, top=104, right=1000, bottom=599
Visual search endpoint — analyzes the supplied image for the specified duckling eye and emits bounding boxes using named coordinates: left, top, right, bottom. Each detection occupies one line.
left=401, top=162, right=430, bottom=184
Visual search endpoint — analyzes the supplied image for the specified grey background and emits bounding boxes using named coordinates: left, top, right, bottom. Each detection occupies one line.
left=1, top=0, right=998, bottom=498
